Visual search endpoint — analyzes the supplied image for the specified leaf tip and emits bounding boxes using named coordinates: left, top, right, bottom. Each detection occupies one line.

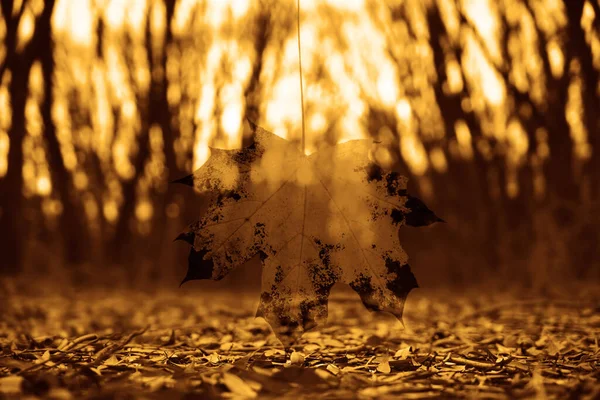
left=174, top=232, right=195, bottom=245
left=171, top=174, right=194, bottom=187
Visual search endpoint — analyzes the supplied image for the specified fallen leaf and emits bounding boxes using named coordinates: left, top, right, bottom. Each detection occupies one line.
left=208, top=353, right=220, bottom=364
left=394, top=345, right=412, bottom=360
left=0, top=376, right=23, bottom=395
left=220, top=342, right=234, bottom=351
left=47, top=387, right=73, bottom=400
left=176, top=121, right=441, bottom=343
left=546, top=338, right=560, bottom=356
left=377, top=359, right=391, bottom=374
left=252, top=366, right=277, bottom=377
left=273, top=366, right=329, bottom=386
left=35, top=350, right=51, bottom=364
left=303, top=343, right=321, bottom=353
left=264, top=349, right=285, bottom=357
left=314, top=368, right=336, bottom=382
left=104, top=355, right=120, bottom=366
left=290, top=351, right=305, bottom=365
left=327, top=364, right=341, bottom=376
left=222, top=372, right=258, bottom=398
left=495, top=343, right=515, bottom=355
left=323, top=338, right=345, bottom=348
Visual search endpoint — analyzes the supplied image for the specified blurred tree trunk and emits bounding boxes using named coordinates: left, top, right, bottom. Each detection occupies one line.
left=147, top=0, right=179, bottom=279
left=0, top=0, right=56, bottom=274
left=542, top=0, right=579, bottom=201
left=244, top=10, right=271, bottom=125
left=110, top=5, right=172, bottom=267
left=37, top=0, right=90, bottom=265
left=563, top=0, right=600, bottom=200
left=0, top=25, right=27, bottom=274
left=426, top=5, right=502, bottom=273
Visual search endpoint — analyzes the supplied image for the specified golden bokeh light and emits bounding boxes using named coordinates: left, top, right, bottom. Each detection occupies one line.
left=0, top=0, right=597, bottom=221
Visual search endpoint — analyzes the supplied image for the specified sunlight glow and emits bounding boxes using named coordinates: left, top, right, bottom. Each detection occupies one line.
left=395, top=99, right=412, bottom=123
left=0, top=0, right=582, bottom=220
left=581, top=1, right=600, bottom=74
left=53, top=0, right=95, bottom=45
left=400, top=135, right=429, bottom=176
left=461, top=0, right=502, bottom=64
left=0, top=77, right=10, bottom=178
left=0, top=131, right=8, bottom=177
left=445, top=59, right=463, bottom=94
left=454, top=120, right=473, bottom=160
left=135, top=200, right=154, bottom=222
left=547, top=40, right=565, bottom=79
left=565, top=69, right=591, bottom=161
left=462, top=33, right=506, bottom=107
left=506, top=119, right=529, bottom=165
left=36, top=175, right=52, bottom=196
left=16, top=8, right=34, bottom=52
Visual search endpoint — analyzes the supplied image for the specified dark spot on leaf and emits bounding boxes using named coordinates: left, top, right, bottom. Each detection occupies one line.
left=308, top=262, right=338, bottom=299
left=274, top=265, right=284, bottom=283
left=385, top=172, right=402, bottom=196
left=349, top=274, right=375, bottom=296
left=313, top=239, right=343, bottom=269
left=384, top=258, right=419, bottom=295
left=223, top=190, right=242, bottom=201
left=260, top=291, right=272, bottom=304
left=365, top=163, right=384, bottom=182
left=216, top=190, right=243, bottom=206
left=180, top=248, right=214, bottom=286
left=254, top=222, right=266, bottom=239
left=299, top=300, right=318, bottom=331
left=247, top=141, right=257, bottom=151
left=277, top=314, right=300, bottom=330
left=391, top=208, right=405, bottom=225
left=258, top=250, right=268, bottom=261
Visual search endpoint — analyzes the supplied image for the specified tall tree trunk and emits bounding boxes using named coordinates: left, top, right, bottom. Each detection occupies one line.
left=426, top=5, right=502, bottom=274
left=147, top=0, right=181, bottom=280
left=109, top=10, right=157, bottom=266
left=563, top=0, right=600, bottom=200
left=37, top=0, right=89, bottom=266
left=0, top=69, right=28, bottom=274
left=0, top=1, right=41, bottom=274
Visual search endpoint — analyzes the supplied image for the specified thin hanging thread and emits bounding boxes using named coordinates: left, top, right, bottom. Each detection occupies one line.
left=297, top=0, right=306, bottom=153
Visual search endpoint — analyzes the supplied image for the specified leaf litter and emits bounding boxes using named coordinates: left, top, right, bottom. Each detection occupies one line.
left=1, top=284, right=598, bottom=399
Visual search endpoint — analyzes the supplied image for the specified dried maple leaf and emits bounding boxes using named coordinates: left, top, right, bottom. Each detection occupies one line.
left=175, top=121, right=442, bottom=344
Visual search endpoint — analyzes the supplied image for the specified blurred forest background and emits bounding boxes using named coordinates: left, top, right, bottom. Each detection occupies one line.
left=0, top=0, right=599, bottom=291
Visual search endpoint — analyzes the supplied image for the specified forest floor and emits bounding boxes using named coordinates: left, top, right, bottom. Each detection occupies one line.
left=0, top=279, right=599, bottom=399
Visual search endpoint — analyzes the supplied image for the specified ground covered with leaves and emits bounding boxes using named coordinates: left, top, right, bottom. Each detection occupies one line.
left=1, top=281, right=599, bottom=399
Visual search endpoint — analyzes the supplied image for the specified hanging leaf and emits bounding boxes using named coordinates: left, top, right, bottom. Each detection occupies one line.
left=175, top=120, right=442, bottom=345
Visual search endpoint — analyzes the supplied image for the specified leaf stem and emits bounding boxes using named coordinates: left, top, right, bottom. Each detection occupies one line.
left=297, top=0, right=305, bottom=154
